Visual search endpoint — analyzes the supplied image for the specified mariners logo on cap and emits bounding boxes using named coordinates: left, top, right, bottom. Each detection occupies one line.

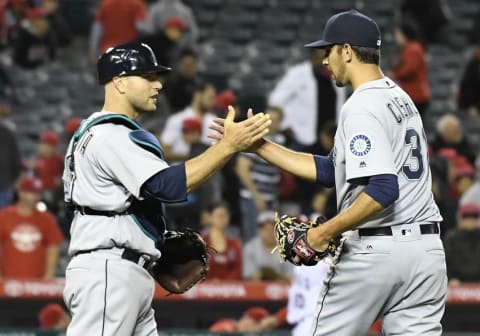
left=350, top=134, right=371, bottom=156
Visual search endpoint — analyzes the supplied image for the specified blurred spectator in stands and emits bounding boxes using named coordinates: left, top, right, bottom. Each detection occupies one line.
left=212, top=90, right=243, bottom=232
left=64, top=117, right=81, bottom=138
left=38, top=303, right=70, bottom=331
left=459, top=156, right=480, bottom=215
left=199, top=206, right=211, bottom=233
left=269, top=50, right=345, bottom=214
left=182, top=116, right=204, bottom=150
left=0, top=0, right=29, bottom=47
left=444, top=203, right=480, bottom=284
left=0, top=176, right=64, bottom=279
left=399, top=0, right=451, bottom=44
left=287, top=261, right=330, bottom=336
left=184, top=116, right=222, bottom=212
left=312, top=120, right=336, bottom=156
left=309, top=188, right=330, bottom=220
left=13, top=6, right=56, bottom=68
left=0, top=119, right=21, bottom=209
left=390, top=20, right=431, bottom=116
left=163, top=48, right=198, bottom=112
left=430, top=155, right=451, bottom=233
left=243, top=211, right=293, bottom=281
left=236, top=106, right=285, bottom=242
left=160, top=81, right=216, bottom=161
left=89, top=0, right=147, bottom=60
left=208, top=89, right=239, bottom=130
left=430, top=114, right=476, bottom=165
left=61, top=117, right=81, bottom=153
left=457, top=47, right=480, bottom=115
left=302, top=120, right=336, bottom=214
left=33, top=130, right=64, bottom=216
left=209, top=306, right=272, bottom=333
left=42, top=0, right=71, bottom=47
left=258, top=307, right=288, bottom=332
left=162, top=91, right=229, bottom=227
left=146, top=0, right=198, bottom=48
left=164, top=116, right=203, bottom=164
left=34, top=131, right=63, bottom=190
left=164, top=116, right=220, bottom=229
left=139, top=16, right=187, bottom=67
left=202, top=201, right=242, bottom=280
left=268, top=49, right=346, bottom=152
left=454, top=162, right=475, bottom=198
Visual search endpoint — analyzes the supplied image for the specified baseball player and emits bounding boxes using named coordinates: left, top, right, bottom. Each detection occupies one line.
left=210, top=9, right=446, bottom=336
left=287, top=262, right=330, bottom=336
left=62, top=42, right=271, bottom=336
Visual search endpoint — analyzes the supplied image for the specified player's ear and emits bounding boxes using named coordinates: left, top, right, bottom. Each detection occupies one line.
left=111, top=76, right=127, bottom=94
left=343, top=44, right=353, bottom=63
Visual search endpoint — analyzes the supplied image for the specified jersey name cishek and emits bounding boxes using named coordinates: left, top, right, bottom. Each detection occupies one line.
left=333, top=77, right=442, bottom=228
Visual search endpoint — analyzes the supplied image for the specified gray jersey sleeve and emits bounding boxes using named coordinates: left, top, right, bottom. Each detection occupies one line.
left=95, top=127, right=168, bottom=198
left=343, top=112, right=396, bottom=181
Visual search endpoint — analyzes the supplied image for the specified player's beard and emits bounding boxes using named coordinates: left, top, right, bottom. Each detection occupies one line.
left=333, top=62, right=348, bottom=87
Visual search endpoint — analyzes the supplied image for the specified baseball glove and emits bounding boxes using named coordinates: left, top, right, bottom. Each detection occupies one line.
left=272, top=214, right=338, bottom=266
left=150, top=229, right=210, bottom=294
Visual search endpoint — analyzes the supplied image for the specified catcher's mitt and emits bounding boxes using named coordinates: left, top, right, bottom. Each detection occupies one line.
left=272, top=214, right=338, bottom=266
left=150, top=229, right=210, bottom=294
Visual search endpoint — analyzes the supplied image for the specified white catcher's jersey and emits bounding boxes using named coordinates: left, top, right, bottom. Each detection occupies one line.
left=63, top=112, right=169, bottom=258
left=333, top=77, right=442, bottom=228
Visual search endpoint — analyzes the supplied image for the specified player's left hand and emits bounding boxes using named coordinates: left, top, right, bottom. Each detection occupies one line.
left=272, top=214, right=339, bottom=266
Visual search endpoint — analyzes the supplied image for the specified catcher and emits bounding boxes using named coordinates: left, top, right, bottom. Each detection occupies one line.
left=62, top=42, right=271, bottom=336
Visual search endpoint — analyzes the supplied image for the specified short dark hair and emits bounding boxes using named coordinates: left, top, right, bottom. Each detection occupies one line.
left=399, top=19, right=421, bottom=41
left=351, top=46, right=380, bottom=65
left=206, top=201, right=230, bottom=213
left=179, top=48, right=197, bottom=59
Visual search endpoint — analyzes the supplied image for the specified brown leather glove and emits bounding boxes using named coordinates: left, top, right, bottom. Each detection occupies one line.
left=150, top=229, right=210, bottom=294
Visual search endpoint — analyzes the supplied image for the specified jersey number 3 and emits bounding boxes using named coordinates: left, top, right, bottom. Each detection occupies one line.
left=402, top=129, right=425, bottom=180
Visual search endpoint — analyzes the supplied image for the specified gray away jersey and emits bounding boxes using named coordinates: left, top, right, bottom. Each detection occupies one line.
left=333, top=77, right=442, bottom=228
left=63, top=112, right=168, bottom=257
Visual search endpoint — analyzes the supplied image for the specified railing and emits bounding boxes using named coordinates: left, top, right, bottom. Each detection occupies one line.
left=0, top=279, right=479, bottom=304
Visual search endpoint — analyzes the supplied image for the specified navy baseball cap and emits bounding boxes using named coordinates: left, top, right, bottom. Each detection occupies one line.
left=305, top=9, right=381, bottom=49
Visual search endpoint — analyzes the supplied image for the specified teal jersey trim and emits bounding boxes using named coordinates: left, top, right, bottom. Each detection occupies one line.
left=128, top=130, right=165, bottom=160
left=73, top=114, right=142, bottom=141
left=130, top=214, right=158, bottom=243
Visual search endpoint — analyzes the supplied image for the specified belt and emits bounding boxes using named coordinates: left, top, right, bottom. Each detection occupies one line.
left=358, top=223, right=439, bottom=237
left=74, top=205, right=132, bottom=217
left=74, top=248, right=153, bottom=270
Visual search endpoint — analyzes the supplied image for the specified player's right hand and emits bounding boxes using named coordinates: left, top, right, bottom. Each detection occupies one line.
left=217, top=106, right=271, bottom=152
left=208, top=107, right=270, bottom=152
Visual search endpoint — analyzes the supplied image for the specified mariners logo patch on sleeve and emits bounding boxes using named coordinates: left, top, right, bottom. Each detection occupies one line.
left=349, top=134, right=371, bottom=156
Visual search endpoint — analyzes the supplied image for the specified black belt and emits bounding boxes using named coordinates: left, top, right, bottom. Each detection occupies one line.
left=358, top=223, right=440, bottom=236
left=74, top=205, right=132, bottom=217
left=74, top=248, right=153, bottom=270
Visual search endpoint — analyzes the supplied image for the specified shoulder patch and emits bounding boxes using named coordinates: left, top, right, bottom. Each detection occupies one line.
left=129, top=130, right=165, bottom=160
left=349, top=134, right=371, bottom=156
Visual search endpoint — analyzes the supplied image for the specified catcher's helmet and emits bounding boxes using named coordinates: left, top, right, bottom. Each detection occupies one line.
left=97, top=42, right=171, bottom=85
